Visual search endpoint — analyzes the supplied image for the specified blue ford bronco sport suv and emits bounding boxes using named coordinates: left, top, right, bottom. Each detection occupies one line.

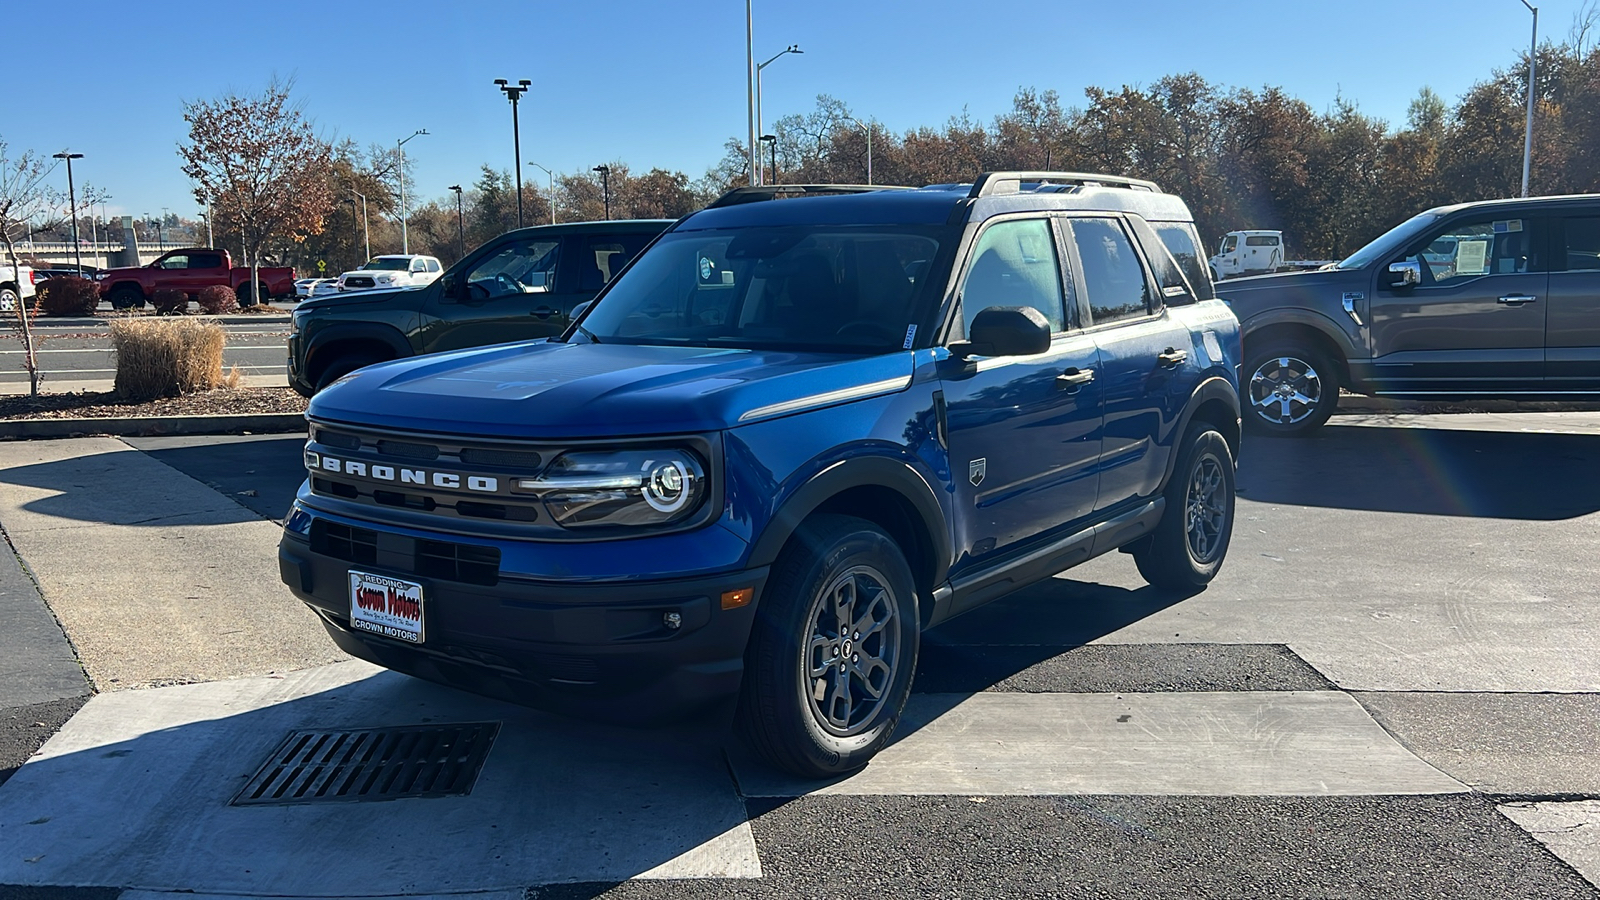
left=278, top=172, right=1243, bottom=778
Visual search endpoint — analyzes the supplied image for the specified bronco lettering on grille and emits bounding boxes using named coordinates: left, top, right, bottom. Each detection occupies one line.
left=309, top=453, right=500, bottom=493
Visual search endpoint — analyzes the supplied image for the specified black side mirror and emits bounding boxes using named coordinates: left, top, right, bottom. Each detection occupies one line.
left=950, top=306, right=1052, bottom=359
left=570, top=300, right=592, bottom=321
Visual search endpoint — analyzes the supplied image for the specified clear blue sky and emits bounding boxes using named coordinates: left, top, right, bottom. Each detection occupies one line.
left=5, top=0, right=1579, bottom=219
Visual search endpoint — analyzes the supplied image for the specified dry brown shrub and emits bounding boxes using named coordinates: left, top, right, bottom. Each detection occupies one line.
left=110, top=319, right=229, bottom=401
left=37, top=276, right=100, bottom=316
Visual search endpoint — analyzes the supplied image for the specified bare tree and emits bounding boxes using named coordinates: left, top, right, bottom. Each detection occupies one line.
left=179, top=79, right=334, bottom=305
left=0, top=139, right=64, bottom=395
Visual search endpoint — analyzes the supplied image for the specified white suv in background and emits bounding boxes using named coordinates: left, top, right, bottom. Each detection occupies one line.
left=335, top=255, right=443, bottom=292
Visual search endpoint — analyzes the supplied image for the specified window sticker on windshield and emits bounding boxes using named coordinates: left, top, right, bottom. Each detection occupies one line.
left=902, top=324, right=917, bottom=349
left=1456, top=240, right=1489, bottom=275
left=1493, top=219, right=1523, bottom=233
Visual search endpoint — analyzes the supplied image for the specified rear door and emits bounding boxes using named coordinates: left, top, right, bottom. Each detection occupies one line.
left=940, top=216, right=1103, bottom=574
left=1547, top=212, right=1600, bottom=390
left=1366, top=213, right=1549, bottom=392
left=1065, top=214, right=1198, bottom=508
left=543, top=231, right=658, bottom=325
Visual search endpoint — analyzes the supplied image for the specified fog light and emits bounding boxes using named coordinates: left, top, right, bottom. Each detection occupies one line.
left=663, top=611, right=682, bottom=630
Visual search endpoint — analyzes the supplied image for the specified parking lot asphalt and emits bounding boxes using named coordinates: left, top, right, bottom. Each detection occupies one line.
left=0, top=413, right=1597, bottom=897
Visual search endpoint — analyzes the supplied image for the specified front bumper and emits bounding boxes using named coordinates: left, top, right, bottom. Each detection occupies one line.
left=278, top=524, right=768, bottom=724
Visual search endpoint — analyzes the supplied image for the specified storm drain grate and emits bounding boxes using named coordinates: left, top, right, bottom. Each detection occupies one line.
left=232, top=722, right=500, bottom=806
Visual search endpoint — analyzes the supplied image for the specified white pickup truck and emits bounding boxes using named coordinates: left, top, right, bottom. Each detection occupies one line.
left=1208, top=230, right=1330, bottom=281
left=335, top=254, right=443, bottom=292
left=1, top=263, right=37, bottom=312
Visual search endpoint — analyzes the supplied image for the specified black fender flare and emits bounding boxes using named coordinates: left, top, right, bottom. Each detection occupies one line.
left=1158, top=375, right=1242, bottom=492
left=1240, top=309, right=1361, bottom=363
left=746, top=455, right=953, bottom=579
left=304, top=323, right=412, bottom=374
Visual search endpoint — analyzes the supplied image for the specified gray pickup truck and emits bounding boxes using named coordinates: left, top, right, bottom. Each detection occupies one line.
left=1218, top=194, right=1600, bottom=434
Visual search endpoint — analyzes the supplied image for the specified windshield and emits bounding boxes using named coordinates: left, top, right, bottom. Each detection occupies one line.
left=574, top=226, right=949, bottom=353
left=360, top=258, right=412, bottom=271
left=1337, top=213, right=1441, bottom=270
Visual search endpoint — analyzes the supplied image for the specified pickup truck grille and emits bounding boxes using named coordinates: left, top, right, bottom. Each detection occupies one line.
left=343, top=276, right=376, bottom=289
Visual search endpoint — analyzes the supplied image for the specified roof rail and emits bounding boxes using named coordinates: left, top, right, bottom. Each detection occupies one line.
left=706, top=183, right=909, bottom=209
left=968, top=171, right=1161, bottom=199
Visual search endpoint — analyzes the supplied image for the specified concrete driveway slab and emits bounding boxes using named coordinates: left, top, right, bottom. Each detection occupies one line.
left=0, top=661, right=759, bottom=895
left=1500, top=800, right=1600, bottom=889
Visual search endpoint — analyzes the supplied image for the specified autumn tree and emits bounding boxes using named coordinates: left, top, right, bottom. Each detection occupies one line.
left=0, top=139, right=65, bottom=395
left=179, top=80, right=334, bottom=304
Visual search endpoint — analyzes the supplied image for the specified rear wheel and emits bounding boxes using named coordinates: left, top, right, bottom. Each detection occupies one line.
left=108, top=285, right=143, bottom=310
left=1133, top=428, right=1236, bottom=591
left=313, top=350, right=389, bottom=391
left=1242, top=342, right=1340, bottom=435
left=739, top=514, right=920, bottom=778
left=237, top=281, right=264, bottom=306
left=0, top=287, right=17, bottom=313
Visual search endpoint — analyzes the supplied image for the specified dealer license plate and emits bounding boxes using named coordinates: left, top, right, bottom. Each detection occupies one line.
left=348, top=570, right=425, bottom=644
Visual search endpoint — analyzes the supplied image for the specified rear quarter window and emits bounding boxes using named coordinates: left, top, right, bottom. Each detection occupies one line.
left=1151, top=223, right=1215, bottom=300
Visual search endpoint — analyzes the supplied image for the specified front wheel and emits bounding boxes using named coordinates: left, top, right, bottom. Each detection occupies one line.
left=739, top=515, right=920, bottom=778
left=1133, top=428, right=1236, bottom=591
left=0, top=287, right=17, bottom=313
left=1242, top=342, right=1340, bottom=435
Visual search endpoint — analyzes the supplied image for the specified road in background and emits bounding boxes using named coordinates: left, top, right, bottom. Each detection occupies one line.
left=0, top=320, right=291, bottom=393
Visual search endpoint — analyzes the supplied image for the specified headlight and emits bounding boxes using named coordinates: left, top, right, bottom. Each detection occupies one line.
left=290, top=310, right=304, bottom=334
left=94, top=272, right=108, bottom=281
left=515, top=449, right=707, bottom=528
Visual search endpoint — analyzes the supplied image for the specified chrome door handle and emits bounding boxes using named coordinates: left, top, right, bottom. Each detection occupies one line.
left=1056, top=368, right=1095, bottom=392
left=1157, top=348, right=1189, bottom=368
left=1497, top=294, right=1538, bottom=306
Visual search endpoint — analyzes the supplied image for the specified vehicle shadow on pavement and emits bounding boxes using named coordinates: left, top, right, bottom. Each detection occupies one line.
left=1237, top=424, right=1600, bottom=519
left=0, top=664, right=757, bottom=894
left=125, top=434, right=308, bottom=523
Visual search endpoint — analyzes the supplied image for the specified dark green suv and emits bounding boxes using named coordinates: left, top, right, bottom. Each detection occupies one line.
left=288, top=220, right=673, bottom=395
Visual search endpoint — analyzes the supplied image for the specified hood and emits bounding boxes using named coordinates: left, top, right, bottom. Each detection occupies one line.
left=297, top=286, right=413, bottom=311
left=308, top=340, right=915, bottom=439
left=1214, top=268, right=1364, bottom=319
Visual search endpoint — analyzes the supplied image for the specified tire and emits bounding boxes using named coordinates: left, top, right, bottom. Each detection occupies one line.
left=237, top=282, right=260, bottom=307
left=108, top=285, right=144, bottom=310
left=0, top=287, right=17, bottom=313
left=313, top=351, right=389, bottom=391
left=1133, top=428, right=1236, bottom=591
left=738, top=514, right=920, bottom=778
left=1241, top=341, right=1340, bottom=436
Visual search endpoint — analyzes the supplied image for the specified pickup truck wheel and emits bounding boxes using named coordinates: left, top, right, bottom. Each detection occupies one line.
left=739, top=514, right=919, bottom=779
left=313, top=351, right=388, bottom=391
left=1134, top=428, right=1235, bottom=591
left=0, top=287, right=17, bottom=313
left=1242, top=343, right=1339, bottom=435
left=237, top=283, right=260, bottom=306
left=108, top=286, right=143, bottom=310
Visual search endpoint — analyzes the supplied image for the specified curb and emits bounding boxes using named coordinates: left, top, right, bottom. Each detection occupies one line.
left=0, top=413, right=307, bottom=440
left=29, top=312, right=291, bottom=327
left=1334, top=396, right=1600, bottom=414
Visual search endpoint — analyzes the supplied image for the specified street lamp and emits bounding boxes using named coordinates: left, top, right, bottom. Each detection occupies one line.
left=761, top=134, right=778, bottom=184
left=95, top=197, right=110, bottom=268
left=448, top=184, right=464, bottom=258
left=745, top=0, right=756, bottom=187
left=593, top=166, right=611, bottom=220
left=51, top=152, right=83, bottom=273
left=1519, top=0, right=1538, bottom=198
left=160, top=207, right=169, bottom=250
left=529, top=162, right=556, bottom=224
left=397, top=129, right=428, bottom=254
left=351, top=189, right=371, bottom=262
left=843, top=117, right=873, bottom=185
left=755, top=44, right=802, bottom=185
left=495, top=78, right=532, bottom=228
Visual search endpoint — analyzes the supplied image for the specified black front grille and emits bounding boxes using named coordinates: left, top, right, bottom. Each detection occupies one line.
left=311, top=520, right=377, bottom=565
left=377, top=439, right=440, bottom=461
left=315, top=428, right=361, bottom=451
left=417, top=539, right=500, bottom=586
left=460, top=447, right=541, bottom=468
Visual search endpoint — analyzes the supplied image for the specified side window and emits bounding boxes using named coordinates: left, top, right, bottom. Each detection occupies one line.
left=464, top=240, right=560, bottom=300
left=1400, top=217, right=1544, bottom=286
left=1151, top=223, right=1215, bottom=300
left=1562, top=217, right=1600, bottom=271
left=1069, top=217, right=1151, bottom=326
left=959, top=218, right=1067, bottom=335
left=160, top=255, right=189, bottom=270
left=577, top=234, right=653, bottom=292
left=426, top=258, right=441, bottom=273
left=1245, top=235, right=1279, bottom=247
left=1218, top=235, right=1237, bottom=254
left=410, top=259, right=427, bottom=273
left=189, top=252, right=223, bottom=269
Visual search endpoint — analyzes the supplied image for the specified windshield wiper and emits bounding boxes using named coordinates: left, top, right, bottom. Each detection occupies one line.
left=574, top=324, right=602, bottom=344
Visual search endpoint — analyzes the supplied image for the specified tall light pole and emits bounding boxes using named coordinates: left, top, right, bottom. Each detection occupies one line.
left=1519, top=0, right=1538, bottom=198
left=495, top=78, right=532, bottom=228
left=203, top=191, right=213, bottom=247
left=52, top=152, right=83, bottom=272
left=96, top=197, right=110, bottom=268
left=761, top=134, right=778, bottom=184
left=745, top=0, right=757, bottom=185
left=844, top=117, right=873, bottom=185
left=529, top=162, right=556, bottom=224
left=756, top=44, right=802, bottom=185
left=593, top=165, right=611, bottom=220
left=448, top=184, right=464, bottom=257
left=351, top=189, right=371, bottom=262
left=160, top=207, right=169, bottom=250
left=397, top=129, right=428, bottom=254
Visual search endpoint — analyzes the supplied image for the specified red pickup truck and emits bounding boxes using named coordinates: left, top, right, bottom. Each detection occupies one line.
left=95, top=248, right=297, bottom=309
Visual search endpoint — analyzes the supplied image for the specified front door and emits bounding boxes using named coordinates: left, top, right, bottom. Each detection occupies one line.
left=420, top=237, right=563, bottom=354
left=1547, top=213, right=1600, bottom=390
left=1367, top=214, right=1549, bottom=393
left=940, top=217, right=1103, bottom=576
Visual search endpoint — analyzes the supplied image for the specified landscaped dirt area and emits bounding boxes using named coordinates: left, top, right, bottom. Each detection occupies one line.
left=0, top=388, right=307, bottom=420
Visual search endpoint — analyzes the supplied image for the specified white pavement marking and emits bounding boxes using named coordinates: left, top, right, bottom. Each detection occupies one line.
left=0, top=661, right=760, bottom=893
left=0, top=438, right=339, bottom=689
left=1499, top=800, right=1600, bottom=889
left=734, top=692, right=1467, bottom=798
